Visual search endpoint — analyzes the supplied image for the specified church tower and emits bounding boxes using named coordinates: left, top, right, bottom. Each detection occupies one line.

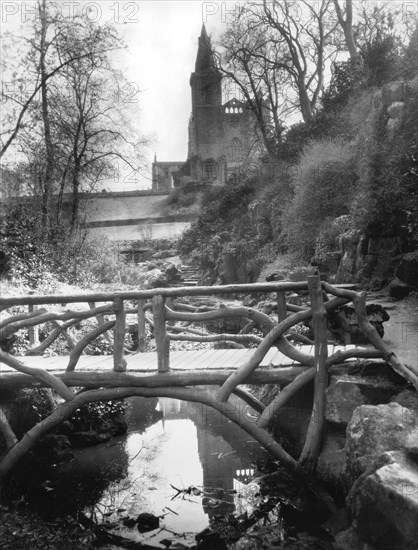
left=188, top=25, right=225, bottom=183
left=153, top=24, right=262, bottom=190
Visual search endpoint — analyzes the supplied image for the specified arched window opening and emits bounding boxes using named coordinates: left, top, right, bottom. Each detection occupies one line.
left=230, top=138, right=244, bottom=163
left=203, top=159, right=217, bottom=181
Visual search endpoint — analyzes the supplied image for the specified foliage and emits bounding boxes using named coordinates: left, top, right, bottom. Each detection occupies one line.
left=350, top=89, right=418, bottom=244
left=314, top=215, right=356, bottom=261
left=359, top=33, right=403, bottom=87
left=71, top=400, right=126, bottom=433
left=282, top=139, right=358, bottom=261
left=166, top=182, right=202, bottom=208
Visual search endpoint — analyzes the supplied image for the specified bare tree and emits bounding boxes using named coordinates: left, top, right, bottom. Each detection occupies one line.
left=216, top=0, right=339, bottom=161
left=1, top=1, right=146, bottom=229
left=333, top=0, right=358, bottom=58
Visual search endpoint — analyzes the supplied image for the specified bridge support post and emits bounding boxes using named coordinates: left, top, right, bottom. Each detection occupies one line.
left=276, top=291, right=287, bottom=322
left=113, top=298, right=127, bottom=372
left=137, top=299, right=147, bottom=352
left=28, top=291, right=39, bottom=346
left=299, top=275, right=328, bottom=471
left=152, top=295, right=170, bottom=372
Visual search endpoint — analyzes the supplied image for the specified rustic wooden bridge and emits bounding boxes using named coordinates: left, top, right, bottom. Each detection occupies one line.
left=1, top=278, right=417, bottom=505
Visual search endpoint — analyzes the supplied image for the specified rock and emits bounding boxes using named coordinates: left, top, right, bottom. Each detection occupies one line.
left=165, top=263, right=183, bottom=283
left=367, top=236, right=401, bottom=256
left=330, top=303, right=389, bottom=343
left=122, top=517, right=136, bottom=528
left=396, top=251, right=418, bottom=289
left=346, top=451, right=418, bottom=550
left=136, top=512, right=159, bottom=533
left=391, top=389, right=418, bottom=412
left=265, top=271, right=285, bottom=281
left=287, top=292, right=302, bottom=306
left=387, top=101, right=405, bottom=119
left=405, top=428, right=418, bottom=459
left=345, top=403, right=417, bottom=483
left=325, top=375, right=398, bottom=426
left=389, top=277, right=415, bottom=299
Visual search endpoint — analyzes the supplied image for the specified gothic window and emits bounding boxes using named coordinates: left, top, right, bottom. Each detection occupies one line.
left=203, top=159, right=217, bottom=180
left=230, top=138, right=244, bottom=163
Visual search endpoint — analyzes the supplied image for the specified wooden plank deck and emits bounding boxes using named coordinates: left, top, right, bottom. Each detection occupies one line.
left=0, top=345, right=358, bottom=376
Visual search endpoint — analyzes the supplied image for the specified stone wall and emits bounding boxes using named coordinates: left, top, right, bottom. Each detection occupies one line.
left=331, top=79, right=418, bottom=292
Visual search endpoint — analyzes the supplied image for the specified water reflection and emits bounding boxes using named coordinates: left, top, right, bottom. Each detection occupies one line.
left=8, top=396, right=270, bottom=546
left=81, top=396, right=268, bottom=544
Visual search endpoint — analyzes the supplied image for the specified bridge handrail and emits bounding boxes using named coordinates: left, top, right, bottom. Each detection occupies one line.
left=1, top=277, right=416, bottom=485
left=0, top=281, right=314, bottom=307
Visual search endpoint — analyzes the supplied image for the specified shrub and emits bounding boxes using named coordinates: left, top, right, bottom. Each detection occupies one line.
left=282, top=139, right=358, bottom=261
left=314, top=215, right=356, bottom=260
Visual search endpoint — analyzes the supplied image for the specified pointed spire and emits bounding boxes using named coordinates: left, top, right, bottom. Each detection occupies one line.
left=154, top=152, right=157, bottom=163
left=195, top=24, right=216, bottom=72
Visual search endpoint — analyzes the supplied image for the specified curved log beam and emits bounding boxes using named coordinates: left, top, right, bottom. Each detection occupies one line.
left=216, top=297, right=350, bottom=403
left=323, top=283, right=418, bottom=390
left=0, top=308, right=47, bottom=330
left=353, top=292, right=418, bottom=390
left=165, top=305, right=274, bottom=335
left=0, top=407, right=18, bottom=450
left=168, top=333, right=263, bottom=345
left=25, top=316, right=83, bottom=356
left=66, top=320, right=115, bottom=372
left=286, top=331, right=315, bottom=345
left=257, top=347, right=384, bottom=429
left=51, top=320, right=76, bottom=350
left=0, top=305, right=113, bottom=342
left=0, top=350, right=74, bottom=402
left=232, top=387, right=265, bottom=414
left=166, top=324, right=210, bottom=336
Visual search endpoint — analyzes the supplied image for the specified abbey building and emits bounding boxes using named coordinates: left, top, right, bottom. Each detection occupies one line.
left=152, top=25, right=260, bottom=190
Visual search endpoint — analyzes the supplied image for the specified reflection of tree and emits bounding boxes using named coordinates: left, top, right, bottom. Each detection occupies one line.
left=125, top=396, right=163, bottom=433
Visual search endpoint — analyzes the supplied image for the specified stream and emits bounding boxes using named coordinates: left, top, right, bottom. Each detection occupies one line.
left=3, top=396, right=334, bottom=549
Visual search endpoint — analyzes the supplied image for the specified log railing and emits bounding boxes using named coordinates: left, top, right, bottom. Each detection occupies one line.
left=1, top=278, right=417, bottom=487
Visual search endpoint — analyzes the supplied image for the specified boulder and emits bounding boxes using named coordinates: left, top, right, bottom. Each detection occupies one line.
left=391, top=389, right=418, bottom=412
left=389, top=277, right=415, bottom=299
left=346, top=451, right=418, bottom=550
left=345, top=403, right=417, bottom=483
left=325, top=375, right=398, bottom=426
left=165, top=263, right=183, bottom=283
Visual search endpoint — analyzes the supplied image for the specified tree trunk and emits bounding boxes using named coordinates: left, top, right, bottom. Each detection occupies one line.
left=39, top=0, right=54, bottom=234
